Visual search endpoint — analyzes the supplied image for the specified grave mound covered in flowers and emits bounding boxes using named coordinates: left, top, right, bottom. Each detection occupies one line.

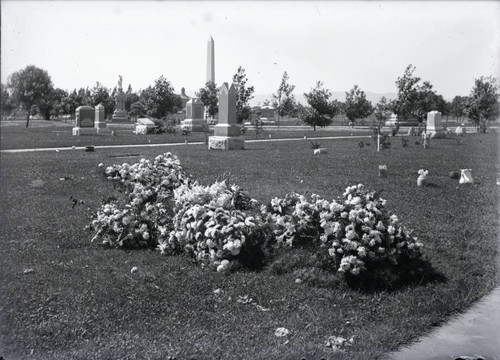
left=89, top=152, right=427, bottom=288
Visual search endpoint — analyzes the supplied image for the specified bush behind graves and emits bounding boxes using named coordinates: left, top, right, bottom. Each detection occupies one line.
left=149, top=118, right=177, bottom=135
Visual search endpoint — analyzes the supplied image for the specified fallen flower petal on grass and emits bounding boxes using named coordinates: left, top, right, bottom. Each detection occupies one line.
left=325, top=335, right=354, bottom=351
left=274, top=327, right=290, bottom=337
left=237, top=295, right=253, bottom=304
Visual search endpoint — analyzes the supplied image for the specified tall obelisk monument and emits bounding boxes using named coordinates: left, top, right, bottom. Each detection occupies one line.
left=206, top=36, right=215, bottom=84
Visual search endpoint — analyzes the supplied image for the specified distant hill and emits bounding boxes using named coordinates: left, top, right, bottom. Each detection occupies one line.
left=250, top=91, right=397, bottom=107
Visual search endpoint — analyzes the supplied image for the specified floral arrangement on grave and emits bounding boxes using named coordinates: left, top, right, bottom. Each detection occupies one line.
left=180, top=124, right=191, bottom=136
left=417, top=169, right=428, bottom=187
left=89, top=153, right=426, bottom=287
left=260, top=184, right=424, bottom=277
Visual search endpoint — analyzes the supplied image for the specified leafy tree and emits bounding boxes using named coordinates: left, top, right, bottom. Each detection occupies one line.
left=289, top=102, right=305, bottom=120
left=464, top=76, right=499, bottom=132
left=90, top=82, right=114, bottom=118
left=49, top=88, right=68, bottom=118
left=344, top=84, right=373, bottom=124
left=58, top=88, right=92, bottom=119
left=7, top=65, right=54, bottom=127
left=431, top=94, right=449, bottom=116
left=77, top=87, right=92, bottom=107
left=129, top=99, right=149, bottom=119
left=373, top=96, right=391, bottom=129
left=196, top=81, right=219, bottom=116
left=60, top=90, right=78, bottom=119
left=37, top=88, right=67, bottom=120
left=126, top=92, right=140, bottom=112
left=450, top=96, right=468, bottom=121
left=147, top=76, right=181, bottom=119
left=1, top=83, right=17, bottom=116
left=392, top=65, right=445, bottom=123
left=303, top=81, right=340, bottom=131
left=272, top=71, right=296, bottom=126
left=262, top=99, right=271, bottom=107
left=411, top=81, right=439, bottom=121
left=392, top=65, right=420, bottom=121
left=232, top=66, right=255, bottom=123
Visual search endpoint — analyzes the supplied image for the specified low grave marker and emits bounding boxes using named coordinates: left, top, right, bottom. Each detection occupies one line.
left=135, top=118, right=156, bottom=134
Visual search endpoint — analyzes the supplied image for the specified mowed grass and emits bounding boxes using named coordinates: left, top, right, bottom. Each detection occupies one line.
left=0, top=131, right=498, bottom=359
left=0, top=119, right=369, bottom=150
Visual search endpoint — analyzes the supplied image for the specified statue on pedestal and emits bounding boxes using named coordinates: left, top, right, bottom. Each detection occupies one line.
left=110, top=75, right=129, bottom=123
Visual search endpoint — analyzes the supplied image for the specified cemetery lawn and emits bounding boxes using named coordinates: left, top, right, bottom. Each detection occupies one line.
left=0, top=119, right=369, bottom=150
left=1, top=132, right=498, bottom=359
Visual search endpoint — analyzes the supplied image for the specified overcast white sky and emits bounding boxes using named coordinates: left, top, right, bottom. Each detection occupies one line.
left=1, top=1, right=499, bottom=103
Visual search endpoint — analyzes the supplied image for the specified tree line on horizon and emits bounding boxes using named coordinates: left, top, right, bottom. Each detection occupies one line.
left=1, top=64, right=498, bottom=131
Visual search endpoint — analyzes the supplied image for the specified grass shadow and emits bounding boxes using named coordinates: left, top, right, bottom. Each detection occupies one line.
left=345, top=258, right=447, bottom=293
left=423, top=182, right=441, bottom=188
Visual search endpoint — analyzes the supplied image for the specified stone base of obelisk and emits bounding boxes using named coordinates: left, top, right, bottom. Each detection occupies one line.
left=181, top=118, right=207, bottom=132
left=72, top=127, right=98, bottom=136
left=96, top=127, right=111, bottom=134
left=108, top=110, right=135, bottom=131
left=110, top=110, right=130, bottom=123
left=94, top=121, right=111, bottom=134
left=208, top=136, right=245, bottom=150
left=426, top=128, right=446, bottom=139
left=213, top=123, right=241, bottom=137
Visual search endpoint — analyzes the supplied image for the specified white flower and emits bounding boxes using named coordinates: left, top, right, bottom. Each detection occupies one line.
left=346, top=230, right=357, bottom=240
left=376, top=221, right=386, bottom=231
left=216, top=259, right=230, bottom=272
left=274, top=327, right=290, bottom=337
left=157, top=242, right=168, bottom=254
left=357, top=246, right=367, bottom=258
left=330, top=202, right=344, bottom=212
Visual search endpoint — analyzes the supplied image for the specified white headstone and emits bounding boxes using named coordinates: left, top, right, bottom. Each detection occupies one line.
left=426, top=111, right=446, bottom=138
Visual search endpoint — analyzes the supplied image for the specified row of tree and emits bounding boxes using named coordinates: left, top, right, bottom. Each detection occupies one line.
left=2, top=64, right=498, bottom=130
left=1, top=65, right=256, bottom=128
left=261, top=65, right=498, bottom=131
